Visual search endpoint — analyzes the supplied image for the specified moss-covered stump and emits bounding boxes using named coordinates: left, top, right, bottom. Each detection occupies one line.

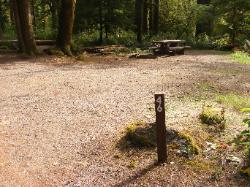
left=118, top=121, right=200, bottom=158
left=199, top=105, right=226, bottom=130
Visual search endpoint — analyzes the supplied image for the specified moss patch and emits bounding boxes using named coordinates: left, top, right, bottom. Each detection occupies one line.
left=177, top=131, right=201, bottom=155
left=199, top=105, right=226, bottom=130
left=118, top=121, right=201, bottom=157
left=122, top=121, right=157, bottom=148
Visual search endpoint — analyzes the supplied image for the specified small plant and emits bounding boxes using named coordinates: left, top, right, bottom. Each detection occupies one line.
left=199, top=105, right=226, bottom=130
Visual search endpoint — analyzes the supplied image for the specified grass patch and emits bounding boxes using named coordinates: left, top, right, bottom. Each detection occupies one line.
left=231, top=51, right=250, bottom=64
left=216, top=93, right=250, bottom=111
left=199, top=105, right=226, bottom=130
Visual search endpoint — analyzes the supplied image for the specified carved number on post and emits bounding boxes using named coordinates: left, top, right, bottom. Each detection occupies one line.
left=156, top=96, right=163, bottom=113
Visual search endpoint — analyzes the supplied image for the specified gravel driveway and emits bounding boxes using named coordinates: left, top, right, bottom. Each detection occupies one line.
left=0, top=50, right=249, bottom=186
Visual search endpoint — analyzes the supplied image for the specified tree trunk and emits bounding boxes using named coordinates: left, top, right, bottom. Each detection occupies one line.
left=12, top=0, right=37, bottom=55
left=135, top=0, right=143, bottom=44
left=0, top=0, right=4, bottom=39
left=104, top=0, right=111, bottom=39
left=152, top=0, right=159, bottom=34
left=12, top=0, right=25, bottom=51
left=30, top=0, right=36, bottom=31
left=231, top=6, right=237, bottom=47
left=50, top=0, right=58, bottom=29
left=143, top=0, right=148, bottom=34
left=57, top=0, right=76, bottom=56
left=149, top=0, right=153, bottom=35
left=99, top=0, right=103, bottom=44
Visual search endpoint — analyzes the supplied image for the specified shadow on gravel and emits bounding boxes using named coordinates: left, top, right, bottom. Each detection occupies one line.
left=113, top=163, right=157, bottom=187
left=0, top=54, right=34, bottom=65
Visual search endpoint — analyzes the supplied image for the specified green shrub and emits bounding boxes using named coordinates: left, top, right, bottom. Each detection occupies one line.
left=212, top=37, right=231, bottom=50
left=193, top=33, right=213, bottom=49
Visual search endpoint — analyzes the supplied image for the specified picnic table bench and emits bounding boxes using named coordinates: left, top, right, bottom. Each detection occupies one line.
left=150, top=40, right=190, bottom=55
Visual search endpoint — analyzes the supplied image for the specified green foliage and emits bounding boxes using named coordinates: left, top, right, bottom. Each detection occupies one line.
left=212, top=0, right=250, bottom=46
left=2, top=24, right=16, bottom=40
left=74, top=30, right=136, bottom=47
left=193, top=33, right=213, bottom=49
left=159, top=0, right=197, bottom=39
left=199, top=105, right=226, bottom=129
left=239, top=108, right=250, bottom=157
left=216, top=93, right=250, bottom=110
left=0, top=0, right=249, bottom=50
left=212, top=37, right=231, bottom=50
left=231, top=51, right=250, bottom=64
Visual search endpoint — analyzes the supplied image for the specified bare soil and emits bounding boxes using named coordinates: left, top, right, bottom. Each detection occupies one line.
left=0, top=50, right=249, bottom=186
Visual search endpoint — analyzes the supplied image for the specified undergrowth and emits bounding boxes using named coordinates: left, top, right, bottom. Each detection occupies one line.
left=231, top=51, right=250, bottom=64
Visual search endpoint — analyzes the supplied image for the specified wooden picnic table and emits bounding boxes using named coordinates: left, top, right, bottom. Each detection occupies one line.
left=151, top=40, right=188, bottom=55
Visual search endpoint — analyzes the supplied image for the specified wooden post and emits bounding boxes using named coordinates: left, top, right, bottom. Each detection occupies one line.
left=154, top=94, right=167, bottom=163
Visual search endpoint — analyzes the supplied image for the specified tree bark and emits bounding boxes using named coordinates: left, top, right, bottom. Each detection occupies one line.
left=30, top=0, right=36, bottom=31
left=98, top=0, right=103, bottom=44
left=57, top=0, right=76, bottom=56
left=50, top=0, right=58, bottom=29
left=12, top=0, right=37, bottom=55
left=143, top=0, right=148, bottom=34
left=152, top=0, right=159, bottom=34
left=0, top=0, right=4, bottom=39
left=12, top=0, right=24, bottom=50
left=135, top=0, right=143, bottom=44
left=149, top=0, right=153, bottom=35
left=17, top=0, right=37, bottom=55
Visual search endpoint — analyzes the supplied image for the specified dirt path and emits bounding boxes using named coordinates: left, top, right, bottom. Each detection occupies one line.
left=0, top=50, right=249, bottom=186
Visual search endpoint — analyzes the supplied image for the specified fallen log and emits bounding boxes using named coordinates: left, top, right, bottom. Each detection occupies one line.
left=0, top=40, right=56, bottom=46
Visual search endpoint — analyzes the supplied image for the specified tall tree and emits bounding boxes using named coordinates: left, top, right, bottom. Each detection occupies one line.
left=142, top=0, right=148, bottom=33
left=98, top=0, right=103, bottom=43
left=135, top=0, right=143, bottom=43
left=49, top=0, right=59, bottom=29
left=152, top=0, right=159, bottom=34
left=57, top=0, right=76, bottom=56
left=0, top=0, right=3, bottom=39
left=12, top=0, right=37, bottom=55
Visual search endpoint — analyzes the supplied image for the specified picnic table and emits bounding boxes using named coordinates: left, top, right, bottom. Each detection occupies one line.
left=150, top=40, right=189, bottom=55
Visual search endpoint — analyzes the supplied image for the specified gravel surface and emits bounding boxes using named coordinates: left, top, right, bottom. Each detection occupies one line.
left=0, top=50, right=249, bottom=186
